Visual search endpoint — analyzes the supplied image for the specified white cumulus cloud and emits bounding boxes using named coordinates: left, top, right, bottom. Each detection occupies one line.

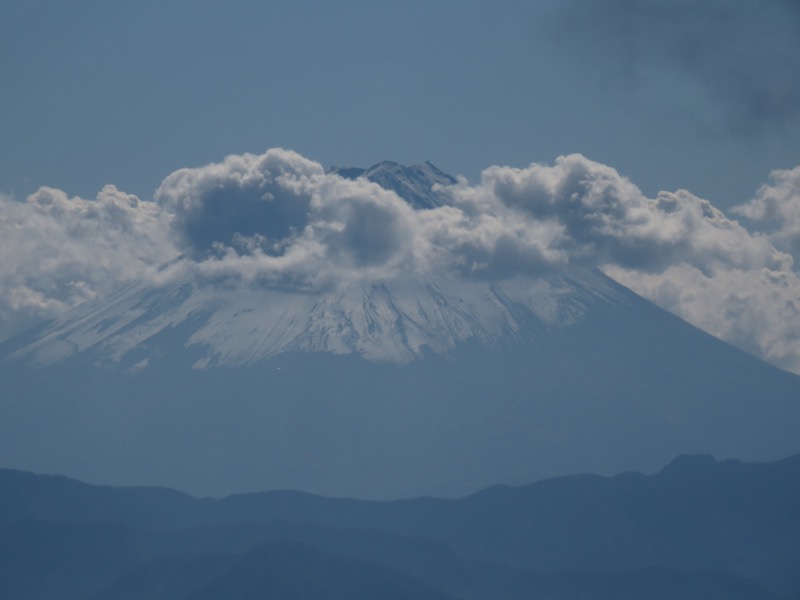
left=734, top=165, right=800, bottom=261
left=3, top=148, right=800, bottom=373
left=0, top=185, right=176, bottom=339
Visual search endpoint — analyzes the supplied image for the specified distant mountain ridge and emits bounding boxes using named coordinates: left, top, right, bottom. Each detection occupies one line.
left=1, top=453, right=797, bottom=599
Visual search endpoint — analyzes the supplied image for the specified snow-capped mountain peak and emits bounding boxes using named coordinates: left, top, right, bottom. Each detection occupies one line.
left=328, top=160, right=456, bottom=209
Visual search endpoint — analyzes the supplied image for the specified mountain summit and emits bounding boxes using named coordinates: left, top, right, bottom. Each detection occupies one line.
left=2, top=161, right=800, bottom=500
left=327, top=161, right=456, bottom=209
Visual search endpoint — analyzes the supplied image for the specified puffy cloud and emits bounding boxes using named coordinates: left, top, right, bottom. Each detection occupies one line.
left=416, top=203, right=568, bottom=278
left=607, top=264, right=800, bottom=373
left=305, top=174, right=417, bottom=273
left=734, top=165, right=800, bottom=260
left=0, top=185, right=176, bottom=339
left=155, top=148, right=323, bottom=255
left=3, top=147, right=800, bottom=373
left=440, top=155, right=789, bottom=275
left=153, top=150, right=422, bottom=288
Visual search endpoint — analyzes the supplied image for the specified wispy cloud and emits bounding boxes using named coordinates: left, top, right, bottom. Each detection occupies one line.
left=545, top=0, right=800, bottom=135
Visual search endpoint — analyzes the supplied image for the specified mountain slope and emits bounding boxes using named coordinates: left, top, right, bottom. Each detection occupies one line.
left=2, top=265, right=800, bottom=500
left=6, top=268, right=631, bottom=368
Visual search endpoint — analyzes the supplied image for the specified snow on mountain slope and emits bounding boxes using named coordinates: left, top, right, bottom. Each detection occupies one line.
left=11, top=268, right=630, bottom=369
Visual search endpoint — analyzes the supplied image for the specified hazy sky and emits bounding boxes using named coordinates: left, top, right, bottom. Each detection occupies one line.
left=4, top=1, right=800, bottom=374
left=2, top=0, right=799, bottom=206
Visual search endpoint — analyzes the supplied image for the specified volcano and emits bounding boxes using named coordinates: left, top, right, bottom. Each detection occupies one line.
left=2, top=162, right=800, bottom=500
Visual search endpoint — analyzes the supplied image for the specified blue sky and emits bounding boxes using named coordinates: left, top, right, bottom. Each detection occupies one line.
left=2, top=0, right=799, bottom=206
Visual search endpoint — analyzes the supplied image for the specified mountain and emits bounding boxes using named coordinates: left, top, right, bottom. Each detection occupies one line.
left=181, top=541, right=458, bottom=600
left=2, top=162, right=800, bottom=501
left=327, top=160, right=456, bottom=208
left=1, top=454, right=797, bottom=599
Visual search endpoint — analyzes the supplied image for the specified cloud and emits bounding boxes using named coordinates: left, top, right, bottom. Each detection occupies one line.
left=155, top=149, right=323, bottom=255
left=152, top=149, right=572, bottom=286
left=3, top=147, right=800, bottom=372
left=734, top=165, right=800, bottom=260
left=606, top=264, right=800, bottom=373
left=546, top=0, right=800, bottom=135
left=447, top=156, right=788, bottom=274
left=0, top=185, right=176, bottom=339
left=307, top=175, right=420, bottom=274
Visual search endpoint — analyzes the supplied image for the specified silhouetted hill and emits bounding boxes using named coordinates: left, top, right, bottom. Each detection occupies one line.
left=1, top=454, right=798, bottom=597
left=0, top=519, right=776, bottom=600
left=82, top=553, right=235, bottom=600
left=0, top=468, right=198, bottom=528
left=183, top=540, right=457, bottom=600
